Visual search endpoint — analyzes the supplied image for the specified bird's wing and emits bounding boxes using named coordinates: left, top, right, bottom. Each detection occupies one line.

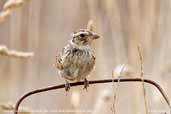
left=88, top=55, right=96, bottom=71
left=55, top=53, right=63, bottom=70
left=55, top=45, right=73, bottom=70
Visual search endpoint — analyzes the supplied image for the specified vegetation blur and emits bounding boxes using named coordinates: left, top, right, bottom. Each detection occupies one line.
left=0, top=0, right=171, bottom=114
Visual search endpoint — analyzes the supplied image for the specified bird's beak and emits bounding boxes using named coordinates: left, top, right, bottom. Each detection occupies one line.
left=92, top=33, right=100, bottom=40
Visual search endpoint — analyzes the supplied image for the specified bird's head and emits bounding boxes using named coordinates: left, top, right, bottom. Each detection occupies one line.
left=70, top=29, right=100, bottom=48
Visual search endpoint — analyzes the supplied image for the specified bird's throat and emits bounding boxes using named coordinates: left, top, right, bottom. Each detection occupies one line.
left=70, top=40, right=91, bottom=50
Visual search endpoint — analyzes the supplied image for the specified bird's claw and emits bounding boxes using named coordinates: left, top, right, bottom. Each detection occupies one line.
left=83, top=78, right=89, bottom=91
left=65, top=81, right=70, bottom=92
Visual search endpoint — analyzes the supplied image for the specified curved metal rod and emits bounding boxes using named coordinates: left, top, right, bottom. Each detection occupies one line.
left=14, top=78, right=171, bottom=114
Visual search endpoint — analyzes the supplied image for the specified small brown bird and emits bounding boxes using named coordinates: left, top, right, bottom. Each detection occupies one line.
left=55, top=29, right=100, bottom=91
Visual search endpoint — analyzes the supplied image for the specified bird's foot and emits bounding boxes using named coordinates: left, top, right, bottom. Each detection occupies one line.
left=83, top=78, right=89, bottom=91
left=65, top=80, right=70, bottom=92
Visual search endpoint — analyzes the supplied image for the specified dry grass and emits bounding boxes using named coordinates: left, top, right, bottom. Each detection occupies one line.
left=0, top=0, right=31, bottom=23
left=87, top=19, right=94, bottom=31
left=0, top=103, right=30, bottom=114
left=137, top=45, right=148, bottom=114
left=0, top=45, right=34, bottom=59
left=111, top=65, right=125, bottom=114
left=1, top=1, right=171, bottom=114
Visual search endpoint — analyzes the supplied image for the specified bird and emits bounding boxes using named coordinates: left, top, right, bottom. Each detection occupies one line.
left=55, top=29, right=100, bottom=91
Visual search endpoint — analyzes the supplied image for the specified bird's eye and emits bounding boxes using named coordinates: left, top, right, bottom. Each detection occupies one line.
left=80, top=34, right=85, bottom=37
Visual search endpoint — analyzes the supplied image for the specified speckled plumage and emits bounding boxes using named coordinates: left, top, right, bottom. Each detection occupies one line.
left=56, top=29, right=99, bottom=81
left=56, top=43, right=95, bottom=81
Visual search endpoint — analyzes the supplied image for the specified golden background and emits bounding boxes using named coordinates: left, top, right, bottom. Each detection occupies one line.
left=0, top=0, right=171, bottom=114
